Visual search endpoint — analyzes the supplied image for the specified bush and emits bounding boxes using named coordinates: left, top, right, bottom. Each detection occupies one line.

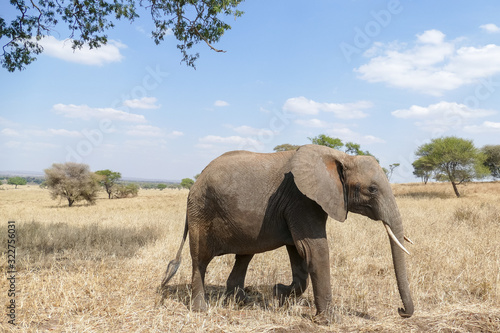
left=44, top=162, right=100, bottom=207
left=113, top=183, right=139, bottom=198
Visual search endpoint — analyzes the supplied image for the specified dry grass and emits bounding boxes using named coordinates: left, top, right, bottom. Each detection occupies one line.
left=1, top=182, right=499, bottom=332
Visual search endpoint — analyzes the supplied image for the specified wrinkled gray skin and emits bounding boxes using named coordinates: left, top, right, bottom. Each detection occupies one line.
left=161, top=145, right=413, bottom=323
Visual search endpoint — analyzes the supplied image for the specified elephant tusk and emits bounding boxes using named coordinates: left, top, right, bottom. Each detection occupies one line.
left=384, top=224, right=411, bottom=256
left=404, top=235, right=414, bottom=245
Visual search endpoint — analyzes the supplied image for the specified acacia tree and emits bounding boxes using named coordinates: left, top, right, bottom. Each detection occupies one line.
left=386, top=163, right=400, bottom=182
left=482, top=145, right=500, bottom=179
left=180, top=178, right=194, bottom=189
left=308, top=134, right=343, bottom=150
left=95, top=169, right=122, bottom=199
left=308, top=134, right=378, bottom=163
left=412, top=157, right=434, bottom=184
left=1, top=0, right=244, bottom=71
left=8, top=176, right=27, bottom=188
left=44, top=162, right=100, bottom=206
left=415, top=137, right=489, bottom=197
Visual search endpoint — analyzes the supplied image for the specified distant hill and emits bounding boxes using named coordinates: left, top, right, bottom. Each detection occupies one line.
left=0, top=170, right=44, bottom=177
left=0, top=170, right=178, bottom=184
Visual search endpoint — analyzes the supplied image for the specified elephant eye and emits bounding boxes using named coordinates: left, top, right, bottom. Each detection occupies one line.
left=368, top=185, right=378, bottom=194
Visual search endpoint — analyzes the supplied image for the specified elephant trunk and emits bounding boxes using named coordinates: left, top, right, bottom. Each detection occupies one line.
left=384, top=213, right=414, bottom=318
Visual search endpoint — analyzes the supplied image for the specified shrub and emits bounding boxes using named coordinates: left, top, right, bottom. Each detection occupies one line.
left=44, top=162, right=100, bottom=207
left=114, top=183, right=139, bottom=198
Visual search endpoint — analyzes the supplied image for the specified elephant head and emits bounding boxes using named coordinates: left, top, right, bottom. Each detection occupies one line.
left=291, top=145, right=414, bottom=318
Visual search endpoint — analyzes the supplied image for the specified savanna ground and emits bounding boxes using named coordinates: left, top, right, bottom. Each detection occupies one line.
left=0, top=182, right=499, bottom=332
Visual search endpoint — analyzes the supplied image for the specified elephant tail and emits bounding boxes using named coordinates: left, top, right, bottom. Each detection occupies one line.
left=160, top=216, right=188, bottom=293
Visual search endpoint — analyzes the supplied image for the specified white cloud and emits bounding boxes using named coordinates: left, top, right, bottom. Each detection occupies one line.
left=294, top=118, right=330, bottom=128
left=23, top=142, right=59, bottom=150
left=198, top=135, right=263, bottom=151
left=214, top=100, right=230, bottom=107
left=417, top=29, right=446, bottom=45
left=283, top=97, right=371, bottom=119
left=0, top=117, right=17, bottom=127
left=327, top=127, right=385, bottom=144
left=356, top=29, right=500, bottom=95
left=4, top=141, right=21, bottom=149
left=124, top=139, right=167, bottom=149
left=46, top=129, right=83, bottom=137
left=39, top=36, right=126, bottom=66
left=2, top=127, right=81, bottom=138
left=4, top=141, right=58, bottom=151
left=126, top=125, right=165, bottom=137
left=464, top=121, right=500, bottom=132
left=123, top=97, right=160, bottom=109
left=480, top=23, right=500, bottom=33
left=392, top=101, right=496, bottom=132
left=231, top=125, right=275, bottom=137
left=392, top=101, right=495, bottom=119
left=53, top=103, right=146, bottom=123
left=168, top=131, right=184, bottom=138
left=1, top=128, right=21, bottom=137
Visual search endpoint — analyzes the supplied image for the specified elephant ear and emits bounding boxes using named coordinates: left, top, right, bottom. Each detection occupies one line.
left=291, top=144, right=348, bottom=222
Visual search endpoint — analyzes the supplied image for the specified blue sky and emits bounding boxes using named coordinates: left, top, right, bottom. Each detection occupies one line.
left=1, top=0, right=500, bottom=182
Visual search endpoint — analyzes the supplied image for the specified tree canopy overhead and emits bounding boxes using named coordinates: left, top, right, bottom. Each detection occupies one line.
left=0, top=0, right=244, bottom=72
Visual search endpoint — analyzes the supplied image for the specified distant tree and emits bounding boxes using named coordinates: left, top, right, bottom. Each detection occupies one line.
left=309, top=134, right=378, bottom=161
left=308, top=134, right=343, bottom=150
left=157, top=184, right=167, bottom=191
left=194, top=173, right=201, bottom=180
left=344, top=142, right=369, bottom=156
left=415, top=137, right=489, bottom=197
left=8, top=176, right=27, bottom=188
left=387, top=163, right=400, bottom=182
left=412, top=157, right=434, bottom=184
left=180, top=178, right=195, bottom=189
left=44, top=162, right=100, bottom=206
left=382, top=167, right=389, bottom=178
left=273, top=144, right=300, bottom=152
left=95, top=169, right=122, bottom=199
left=114, top=183, right=139, bottom=198
left=482, top=145, right=500, bottom=179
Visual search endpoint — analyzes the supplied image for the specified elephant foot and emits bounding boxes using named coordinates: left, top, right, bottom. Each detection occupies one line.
left=273, top=283, right=296, bottom=306
left=312, top=309, right=341, bottom=326
left=225, top=287, right=250, bottom=306
left=191, top=293, right=208, bottom=312
left=312, top=313, right=330, bottom=326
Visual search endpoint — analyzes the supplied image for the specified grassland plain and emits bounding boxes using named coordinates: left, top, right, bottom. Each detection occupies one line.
left=0, top=182, right=499, bottom=332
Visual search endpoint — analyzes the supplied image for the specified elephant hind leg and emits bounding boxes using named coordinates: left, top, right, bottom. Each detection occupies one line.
left=189, top=225, right=213, bottom=312
left=191, top=256, right=211, bottom=312
left=274, top=245, right=309, bottom=304
left=226, top=254, right=254, bottom=303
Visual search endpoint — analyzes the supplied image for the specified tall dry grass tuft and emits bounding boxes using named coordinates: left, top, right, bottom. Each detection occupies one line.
left=1, top=182, right=499, bottom=332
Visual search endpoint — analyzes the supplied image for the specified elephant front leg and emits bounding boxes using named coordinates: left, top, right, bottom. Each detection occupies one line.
left=273, top=245, right=309, bottom=305
left=226, top=254, right=254, bottom=304
left=296, top=238, right=333, bottom=324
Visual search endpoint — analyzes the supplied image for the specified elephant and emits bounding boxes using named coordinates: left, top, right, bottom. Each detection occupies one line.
left=160, top=144, right=414, bottom=323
